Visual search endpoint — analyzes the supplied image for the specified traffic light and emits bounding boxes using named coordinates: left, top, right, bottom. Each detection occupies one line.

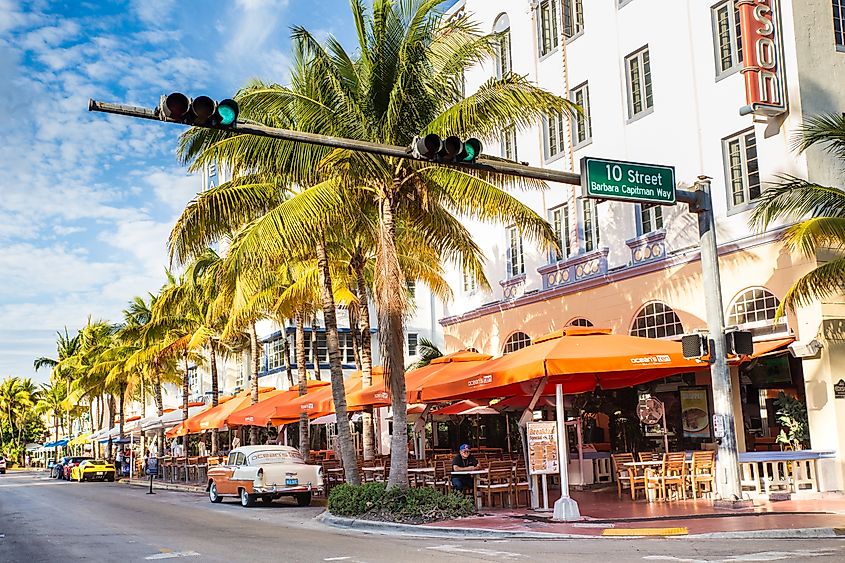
left=158, top=93, right=239, bottom=127
left=411, top=134, right=483, bottom=163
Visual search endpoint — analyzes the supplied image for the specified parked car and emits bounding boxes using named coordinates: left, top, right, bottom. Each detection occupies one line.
left=63, top=456, right=93, bottom=480
left=70, top=459, right=116, bottom=482
left=0, top=456, right=6, bottom=474
left=206, top=445, right=322, bottom=508
left=52, top=457, right=70, bottom=479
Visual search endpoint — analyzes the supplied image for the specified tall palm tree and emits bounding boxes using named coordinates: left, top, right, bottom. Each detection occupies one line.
left=751, top=113, right=845, bottom=313
left=36, top=381, right=67, bottom=460
left=409, top=337, right=443, bottom=370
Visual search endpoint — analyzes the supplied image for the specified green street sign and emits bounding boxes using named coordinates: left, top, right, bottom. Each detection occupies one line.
left=581, top=157, right=676, bottom=205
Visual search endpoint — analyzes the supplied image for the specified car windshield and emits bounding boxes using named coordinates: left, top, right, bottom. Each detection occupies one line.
left=246, top=450, right=303, bottom=465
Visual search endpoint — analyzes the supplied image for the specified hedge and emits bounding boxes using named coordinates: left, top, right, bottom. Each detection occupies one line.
left=327, top=482, right=474, bottom=523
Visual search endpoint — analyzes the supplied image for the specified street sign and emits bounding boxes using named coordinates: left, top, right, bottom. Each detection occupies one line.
left=581, top=156, right=676, bottom=205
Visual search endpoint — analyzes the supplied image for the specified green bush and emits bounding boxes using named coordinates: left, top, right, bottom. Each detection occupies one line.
left=328, top=483, right=474, bottom=523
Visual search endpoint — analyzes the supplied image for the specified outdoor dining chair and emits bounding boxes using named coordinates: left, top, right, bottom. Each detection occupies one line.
left=512, top=464, right=530, bottom=508
left=688, top=450, right=716, bottom=498
left=638, top=452, right=659, bottom=463
left=645, top=452, right=687, bottom=501
left=611, top=453, right=645, bottom=500
left=477, top=468, right=513, bottom=508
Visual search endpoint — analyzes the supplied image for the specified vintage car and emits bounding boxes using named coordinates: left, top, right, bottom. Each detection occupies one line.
left=206, top=445, right=322, bottom=507
left=71, top=459, right=116, bottom=482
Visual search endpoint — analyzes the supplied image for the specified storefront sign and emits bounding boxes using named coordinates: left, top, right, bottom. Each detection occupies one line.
left=738, top=0, right=787, bottom=116
left=680, top=388, right=711, bottom=438
left=582, top=157, right=676, bottom=205
left=834, top=379, right=845, bottom=399
left=526, top=421, right=559, bottom=475
left=713, top=414, right=726, bottom=438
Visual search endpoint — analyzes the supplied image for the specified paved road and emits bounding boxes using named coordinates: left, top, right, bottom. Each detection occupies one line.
left=1, top=471, right=843, bottom=562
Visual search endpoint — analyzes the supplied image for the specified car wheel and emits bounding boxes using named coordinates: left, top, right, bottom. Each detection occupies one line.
left=295, top=492, right=312, bottom=507
left=208, top=481, right=223, bottom=504
left=240, top=488, right=255, bottom=508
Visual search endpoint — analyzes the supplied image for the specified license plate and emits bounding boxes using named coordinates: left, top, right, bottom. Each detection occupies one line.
left=96, top=472, right=103, bottom=476
left=285, top=478, right=298, bottom=486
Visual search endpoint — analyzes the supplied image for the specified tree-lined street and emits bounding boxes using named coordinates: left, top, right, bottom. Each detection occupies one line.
left=1, top=471, right=843, bottom=563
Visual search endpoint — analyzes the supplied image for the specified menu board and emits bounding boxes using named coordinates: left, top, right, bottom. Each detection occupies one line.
left=527, top=421, right=559, bottom=475
left=680, top=388, right=711, bottom=438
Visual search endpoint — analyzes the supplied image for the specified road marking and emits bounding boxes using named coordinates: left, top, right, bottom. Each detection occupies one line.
left=604, top=527, right=688, bottom=536
left=324, top=558, right=351, bottom=561
left=643, top=549, right=842, bottom=562
left=427, top=544, right=526, bottom=559
left=145, top=551, right=201, bottom=560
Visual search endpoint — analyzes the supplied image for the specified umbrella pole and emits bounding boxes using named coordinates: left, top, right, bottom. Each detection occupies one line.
left=553, top=383, right=580, bottom=522
left=506, top=414, right=512, bottom=454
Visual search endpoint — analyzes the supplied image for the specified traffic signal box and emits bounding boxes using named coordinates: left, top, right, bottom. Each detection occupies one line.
left=158, top=93, right=239, bottom=127
left=413, top=134, right=483, bottom=163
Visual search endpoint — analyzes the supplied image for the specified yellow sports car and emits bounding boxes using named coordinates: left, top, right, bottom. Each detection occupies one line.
left=71, top=459, right=116, bottom=482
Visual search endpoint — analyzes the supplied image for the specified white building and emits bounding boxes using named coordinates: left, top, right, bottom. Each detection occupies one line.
left=437, top=0, right=845, bottom=491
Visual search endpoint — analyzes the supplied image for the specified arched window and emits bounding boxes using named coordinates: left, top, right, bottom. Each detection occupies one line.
left=493, top=13, right=512, bottom=78
left=630, top=302, right=684, bottom=339
left=566, top=317, right=594, bottom=327
left=503, top=331, right=531, bottom=354
left=727, top=288, right=789, bottom=336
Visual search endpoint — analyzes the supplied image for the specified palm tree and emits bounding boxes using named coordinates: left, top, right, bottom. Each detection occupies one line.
left=0, top=377, right=39, bottom=463
left=36, top=381, right=67, bottom=460
left=751, top=113, right=845, bottom=313
left=409, top=337, right=443, bottom=370
left=34, top=327, right=81, bottom=437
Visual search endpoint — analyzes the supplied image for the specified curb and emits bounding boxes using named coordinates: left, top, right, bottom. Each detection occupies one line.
left=318, top=512, right=845, bottom=540
left=121, top=479, right=205, bottom=494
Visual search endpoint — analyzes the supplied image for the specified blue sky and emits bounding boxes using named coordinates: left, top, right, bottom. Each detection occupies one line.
left=0, top=0, right=375, bottom=383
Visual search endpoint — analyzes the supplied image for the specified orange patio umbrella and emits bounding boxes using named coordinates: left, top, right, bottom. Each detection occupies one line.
left=420, top=327, right=705, bottom=402
left=270, top=375, right=364, bottom=424
left=430, top=400, right=497, bottom=416
left=405, top=350, right=493, bottom=403
left=227, top=380, right=330, bottom=427
left=184, top=387, right=277, bottom=433
left=342, top=367, right=390, bottom=409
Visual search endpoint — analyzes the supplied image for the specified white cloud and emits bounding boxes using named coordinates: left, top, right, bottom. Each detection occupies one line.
left=146, top=169, right=201, bottom=211
left=130, top=0, right=177, bottom=27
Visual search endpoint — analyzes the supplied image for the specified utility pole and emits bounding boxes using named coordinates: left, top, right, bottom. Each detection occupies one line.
left=88, top=97, right=746, bottom=506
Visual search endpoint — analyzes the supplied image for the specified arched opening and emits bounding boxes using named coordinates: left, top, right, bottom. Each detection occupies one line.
left=629, top=302, right=684, bottom=339
left=503, top=331, right=531, bottom=354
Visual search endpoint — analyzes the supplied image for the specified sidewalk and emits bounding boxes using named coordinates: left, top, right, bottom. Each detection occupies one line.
left=325, top=489, right=845, bottom=539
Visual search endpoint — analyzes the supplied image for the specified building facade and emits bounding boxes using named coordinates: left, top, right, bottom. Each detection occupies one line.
left=440, top=0, right=845, bottom=490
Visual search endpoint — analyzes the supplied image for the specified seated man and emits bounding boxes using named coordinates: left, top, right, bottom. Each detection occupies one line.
left=451, top=444, right=480, bottom=494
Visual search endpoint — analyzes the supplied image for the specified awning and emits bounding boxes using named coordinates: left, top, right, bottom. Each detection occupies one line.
left=431, top=400, right=489, bottom=416
left=420, top=328, right=705, bottom=402
left=68, top=434, right=91, bottom=446
left=751, top=337, right=794, bottom=358
left=227, top=380, right=330, bottom=427
left=310, top=412, right=363, bottom=425
left=143, top=405, right=208, bottom=432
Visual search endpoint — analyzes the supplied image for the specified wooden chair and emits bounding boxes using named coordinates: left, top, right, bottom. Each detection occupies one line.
left=512, top=465, right=530, bottom=508
left=688, top=451, right=715, bottom=498
left=638, top=452, right=659, bottom=462
left=477, top=468, right=513, bottom=508
left=611, top=453, right=645, bottom=500
left=646, top=452, right=687, bottom=501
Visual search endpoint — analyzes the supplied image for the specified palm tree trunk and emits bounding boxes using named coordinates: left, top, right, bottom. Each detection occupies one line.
left=53, top=418, right=59, bottom=461
left=310, top=317, right=321, bottom=381
left=154, top=372, right=164, bottom=457
left=182, top=353, right=190, bottom=465
left=316, top=235, right=360, bottom=485
left=209, top=340, right=220, bottom=456
left=377, top=190, right=408, bottom=488
left=118, top=382, right=126, bottom=440
left=295, top=312, right=310, bottom=461
left=355, top=256, right=377, bottom=462
left=283, top=334, right=295, bottom=388
left=107, top=394, right=116, bottom=460
left=249, top=322, right=260, bottom=445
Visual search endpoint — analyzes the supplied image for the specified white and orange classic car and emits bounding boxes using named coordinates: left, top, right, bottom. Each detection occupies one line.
left=206, top=445, right=322, bottom=507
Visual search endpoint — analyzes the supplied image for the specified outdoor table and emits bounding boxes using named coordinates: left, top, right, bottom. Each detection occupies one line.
left=362, top=466, right=384, bottom=482
left=407, top=466, right=435, bottom=487
left=453, top=469, right=486, bottom=509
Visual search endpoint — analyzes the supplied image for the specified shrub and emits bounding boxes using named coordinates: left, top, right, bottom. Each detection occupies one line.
left=328, top=483, right=474, bottom=523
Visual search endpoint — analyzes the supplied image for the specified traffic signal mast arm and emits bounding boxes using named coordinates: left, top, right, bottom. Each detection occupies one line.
left=88, top=99, right=585, bottom=187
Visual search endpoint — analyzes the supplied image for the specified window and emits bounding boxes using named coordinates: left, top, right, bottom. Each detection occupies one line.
left=538, top=0, right=559, bottom=57
left=551, top=204, right=572, bottom=262
left=712, top=1, right=743, bottom=75
left=406, top=280, right=416, bottom=299
left=501, top=126, right=517, bottom=161
left=639, top=205, right=664, bottom=235
left=723, top=129, right=761, bottom=208
left=566, top=317, right=594, bottom=327
left=188, top=366, right=198, bottom=390
left=506, top=226, right=524, bottom=277
left=462, top=271, right=478, bottom=294
left=268, top=338, right=285, bottom=370
left=503, top=332, right=532, bottom=354
left=728, top=288, right=788, bottom=335
left=835, top=0, right=845, bottom=50
left=625, top=46, right=653, bottom=119
left=563, top=0, right=584, bottom=39
left=582, top=199, right=599, bottom=252
left=630, top=302, right=684, bottom=339
left=544, top=112, right=566, bottom=159
left=570, top=82, right=591, bottom=147
left=407, top=333, right=418, bottom=356
left=493, top=14, right=512, bottom=77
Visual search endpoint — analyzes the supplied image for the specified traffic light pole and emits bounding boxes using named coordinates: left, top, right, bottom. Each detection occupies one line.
left=88, top=98, right=745, bottom=505
left=88, top=100, right=582, bottom=187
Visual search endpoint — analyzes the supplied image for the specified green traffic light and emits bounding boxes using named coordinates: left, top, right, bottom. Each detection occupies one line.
left=217, top=104, right=237, bottom=126
left=460, top=138, right=482, bottom=162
